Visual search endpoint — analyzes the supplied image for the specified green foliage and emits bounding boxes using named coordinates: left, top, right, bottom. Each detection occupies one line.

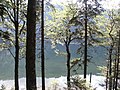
left=70, top=76, right=94, bottom=90
left=96, top=8, right=120, bottom=90
left=45, top=2, right=82, bottom=47
left=48, top=79, right=59, bottom=90
left=95, top=9, right=120, bottom=46
left=45, top=0, right=104, bottom=48
left=0, top=0, right=27, bottom=58
left=70, top=58, right=82, bottom=69
left=97, top=66, right=107, bottom=76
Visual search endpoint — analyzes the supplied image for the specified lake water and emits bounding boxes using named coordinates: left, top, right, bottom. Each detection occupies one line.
left=0, top=43, right=107, bottom=80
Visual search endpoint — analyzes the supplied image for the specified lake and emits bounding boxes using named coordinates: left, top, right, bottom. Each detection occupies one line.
left=0, top=43, right=107, bottom=80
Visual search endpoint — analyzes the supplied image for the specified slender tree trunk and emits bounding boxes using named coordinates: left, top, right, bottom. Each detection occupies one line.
left=115, top=30, right=120, bottom=90
left=113, top=58, right=117, bottom=90
left=14, top=0, right=19, bottom=90
left=108, top=32, right=114, bottom=90
left=106, top=62, right=109, bottom=90
left=84, top=0, right=88, bottom=79
left=26, top=0, right=37, bottom=90
left=108, top=21, right=115, bottom=90
left=108, top=46, right=113, bottom=90
left=15, top=19, right=19, bottom=90
left=66, top=43, right=71, bottom=89
left=41, top=0, right=45, bottom=90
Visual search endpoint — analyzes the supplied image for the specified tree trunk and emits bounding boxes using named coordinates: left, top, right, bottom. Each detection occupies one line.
left=26, top=0, right=37, bottom=90
left=108, top=46, right=113, bottom=90
left=15, top=21, right=19, bottom=90
left=14, top=0, right=19, bottom=90
left=66, top=43, right=71, bottom=89
left=41, top=0, right=45, bottom=90
left=84, top=0, right=88, bottom=79
left=113, top=58, right=117, bottom=90
left=115, top=30, right=120, bottom=90
left=106, top=62, right=109, bottom=90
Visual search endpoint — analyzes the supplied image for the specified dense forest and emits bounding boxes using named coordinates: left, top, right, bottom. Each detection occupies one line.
left=0, top=0, right=120, bottom=90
